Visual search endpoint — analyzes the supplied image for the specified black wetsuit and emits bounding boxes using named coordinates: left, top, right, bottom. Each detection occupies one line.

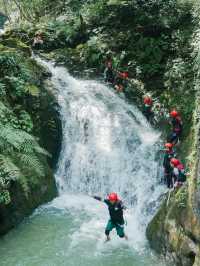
left=94, top=196, right=125, bottom=225
left=104, top=199, right=125, bottom=225
left=143, top=104, right=153, bottom=121
left=104, top=67, right=115, bottom=83
left=163, top=151, right=174, bottom=188
left=94, top=196, right=126, bottom=238
left=168, top=117, right=183, bottom=144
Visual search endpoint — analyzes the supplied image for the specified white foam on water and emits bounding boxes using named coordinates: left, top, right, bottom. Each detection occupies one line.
left=36, top=57, right=165, bottom=255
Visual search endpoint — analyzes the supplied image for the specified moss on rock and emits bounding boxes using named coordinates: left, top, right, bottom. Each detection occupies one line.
left=0, top=37, right=31, bottom=55
left=0, top=37, right=61, bottom=235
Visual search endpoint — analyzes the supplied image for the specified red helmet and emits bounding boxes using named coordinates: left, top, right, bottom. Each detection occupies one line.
left=119, top=72, right=128, bottom=79
left=144, top=96, right=152, bottom=105
left=170, top=158, right=180, bottom=167
left=170, top=110, right=179, bottom=118
left=124, top=71, right=129, bottom=78
left=165, top=143, right=173, bottom=149
left=108, top=193, right=119, bottom=202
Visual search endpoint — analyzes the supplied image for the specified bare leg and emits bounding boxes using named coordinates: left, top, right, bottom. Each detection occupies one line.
left=124, top=234, right=128, bottom=240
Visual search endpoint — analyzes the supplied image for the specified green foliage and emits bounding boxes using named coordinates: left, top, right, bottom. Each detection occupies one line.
left=0, top=122, right=51, bottom=204
left=175, top=187, right=188, bottom=208
left=0, top=53, right=19, bottom=77
left=0, top=43, right=53, bottom=206
left=28, top=0, right=192, bottom=81
left=0, top=82, right=6, bottom=97
left=0, top=190, right=11, bottom=205
left=18, top=110, right=34, bottom=132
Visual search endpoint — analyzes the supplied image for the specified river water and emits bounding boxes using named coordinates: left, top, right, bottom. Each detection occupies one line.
left=0, top=59, right=171, bottom=266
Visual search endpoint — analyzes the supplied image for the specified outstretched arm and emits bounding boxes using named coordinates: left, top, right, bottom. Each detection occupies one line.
left=93, top=196, right=110, bottom=206
left=93, top=196, right=102, bottom=201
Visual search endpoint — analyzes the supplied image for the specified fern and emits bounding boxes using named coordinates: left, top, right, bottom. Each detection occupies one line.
left=0, top=155, right=22, bottom=181
left=0, top=122, right=50, bottom=202
left=34, top=146, right=51, bottom=157
left=19, top=153, right=45, bottom=177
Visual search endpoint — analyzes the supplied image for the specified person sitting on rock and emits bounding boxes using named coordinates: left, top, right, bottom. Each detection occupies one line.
left=163, top=143, right=175, bottom=188
left=104, top=61, right=115, bottom=84
left=33, top=33, right=44, bottom=50
left=114, top=71, right=128, bottom=92
left=170, top=158, right=187, bottom=188
left=93, top=193, right=128, bottom=241
left=168, top=109, right=183, bottom=145
left=143, top=95, right=153, bottom=121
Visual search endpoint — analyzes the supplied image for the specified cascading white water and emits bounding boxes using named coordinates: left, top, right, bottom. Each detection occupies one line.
left=38, top=58, right=165, bottom=248
left=0, top=57, right=170, bottom=266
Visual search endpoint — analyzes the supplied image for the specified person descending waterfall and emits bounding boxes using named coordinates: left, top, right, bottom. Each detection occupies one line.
left=163, top=143, right=175, bottom=188
left=168, top=110, right=183, bottom=145
left=143, top=95, right=153, bottom=121
left=93, top=193, right=128, bottom=241
left=104, top=61, right=115, bottom=84
left=170, top=158, right=187, bottom=188
left=114, top=71, right=128, bottom=92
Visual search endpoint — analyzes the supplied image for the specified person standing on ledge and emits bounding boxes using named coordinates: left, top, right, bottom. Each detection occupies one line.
left=168, top=109, right=183, bottom=145
left=93, top=193, right=128, bottom=242
left=163, top=142, right=175, bottom=188
left=143, top=95, right=153, bottom=121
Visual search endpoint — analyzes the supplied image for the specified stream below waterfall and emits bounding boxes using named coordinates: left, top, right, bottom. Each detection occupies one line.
left=0, top=58, right=172, bottom=266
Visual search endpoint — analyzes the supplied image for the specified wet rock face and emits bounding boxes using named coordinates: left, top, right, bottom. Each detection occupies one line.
left=0, top=171, right=57, bottom=235
left=146, top=184, right=200, bottom=266
left=146, top=92, right=200, bottom=266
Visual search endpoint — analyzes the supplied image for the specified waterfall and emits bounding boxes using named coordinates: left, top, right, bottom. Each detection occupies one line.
left=0, top=57, right=169, bottom=266
left=36, top=57, right=165, bottom=249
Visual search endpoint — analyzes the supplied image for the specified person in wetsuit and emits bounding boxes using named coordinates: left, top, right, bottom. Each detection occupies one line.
left=170, top=158, right=187, bottom=188
left=143, top=95, right=153, bottom=121
left=104, top=61, right=115, bottom=83
left=163, top=143, right=175, bottom=188
left=168, top=110, right=183, bottom=145
left=93, top=192, right=128, bottom=241
left=114, top=72, right=128, bottom=92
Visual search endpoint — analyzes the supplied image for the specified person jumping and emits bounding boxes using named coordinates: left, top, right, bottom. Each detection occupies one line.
left=93, top=193, right=128, bottom=242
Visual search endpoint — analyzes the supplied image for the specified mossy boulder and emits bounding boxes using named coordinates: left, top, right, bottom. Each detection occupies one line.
left=0, top=168, right=57, bottom=235
left=147, top=182, right=200, bottom=266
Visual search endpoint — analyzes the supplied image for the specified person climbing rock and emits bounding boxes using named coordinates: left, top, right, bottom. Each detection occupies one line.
left=104, top=61, right=115, bottom=84
left=114, top=71, right=128, bottom=92
left=163, top=143, right=175, bottom=188
left=143, top=95, right=153, bottom=121
left=93, top=193, right=128, bottom=241
left=168, top=110, right=183, bottom=145
left=170, top=158, right=186, bottom=188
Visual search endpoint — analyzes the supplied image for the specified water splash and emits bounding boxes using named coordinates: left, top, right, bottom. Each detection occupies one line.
left=37, top=57, right=165, bottom=250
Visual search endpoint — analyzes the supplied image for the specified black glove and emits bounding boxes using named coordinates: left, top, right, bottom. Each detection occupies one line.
left=93, top=196, right=102, bottom=201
